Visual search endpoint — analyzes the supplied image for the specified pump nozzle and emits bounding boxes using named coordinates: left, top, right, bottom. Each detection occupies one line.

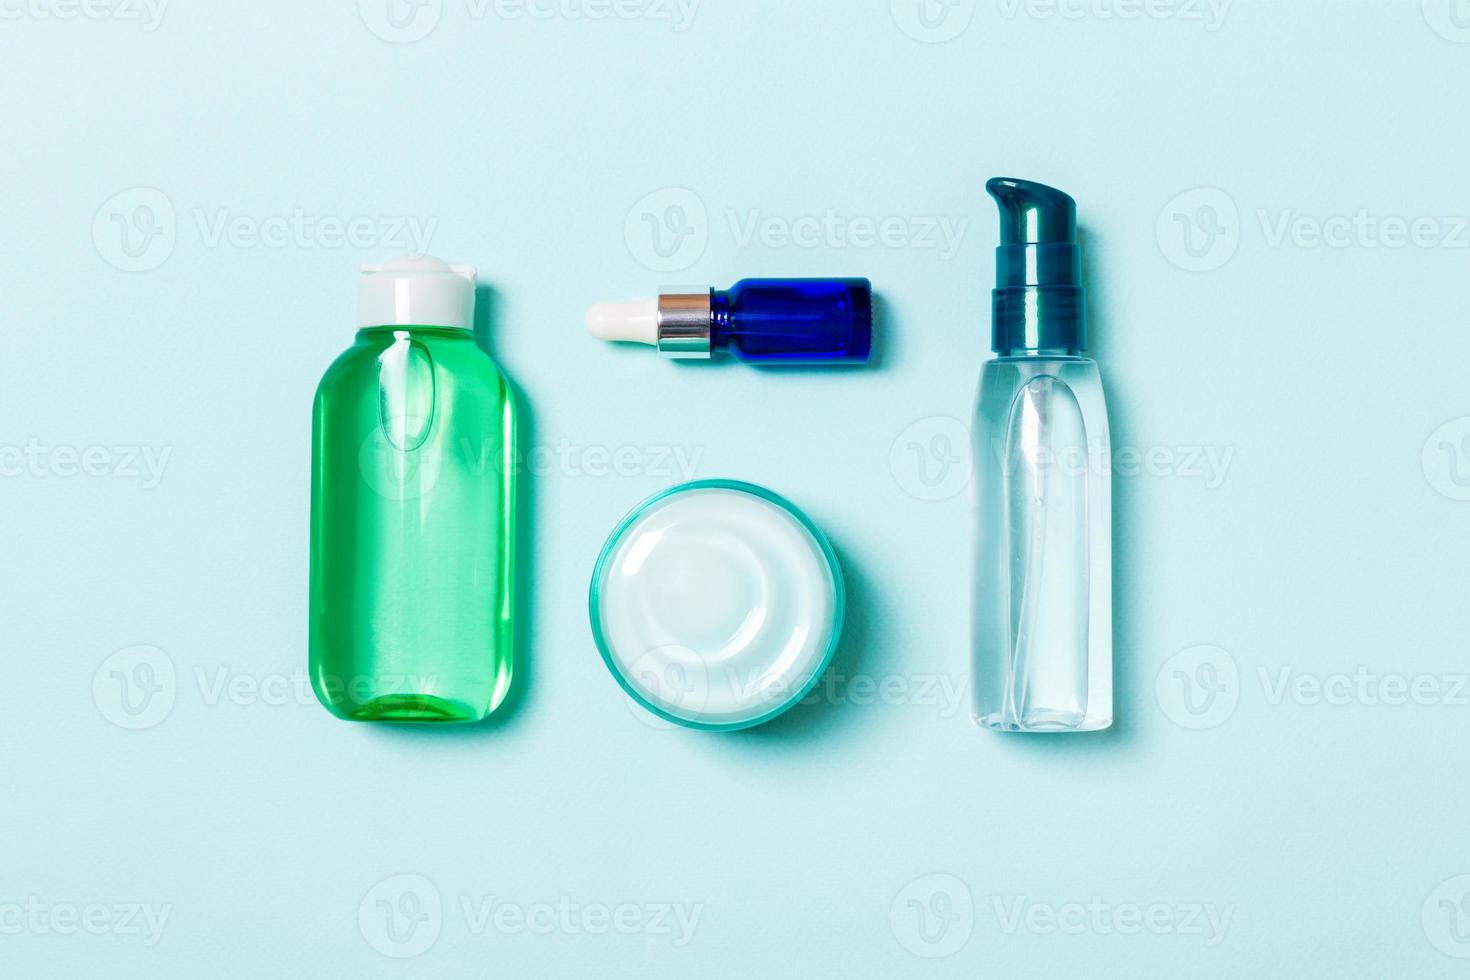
left=985, top=177, right=1086, bottom=354
left=986, top=177, right=1077, bottom=245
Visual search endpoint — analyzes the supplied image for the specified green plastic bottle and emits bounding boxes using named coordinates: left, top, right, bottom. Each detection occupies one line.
left=309, top=256, right=515, bottom=722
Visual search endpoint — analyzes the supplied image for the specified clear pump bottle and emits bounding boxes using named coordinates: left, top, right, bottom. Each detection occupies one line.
left=971, top=179, right=1112, bottom=732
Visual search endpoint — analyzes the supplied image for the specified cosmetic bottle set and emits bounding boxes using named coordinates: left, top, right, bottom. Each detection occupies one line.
left=308, top=178, right=1113, bottom=733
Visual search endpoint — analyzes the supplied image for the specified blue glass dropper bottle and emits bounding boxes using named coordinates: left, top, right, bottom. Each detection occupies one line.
left=586, top=278, right=871, bottom=363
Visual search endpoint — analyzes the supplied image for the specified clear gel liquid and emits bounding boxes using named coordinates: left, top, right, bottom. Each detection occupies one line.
left=971, top=354, right=1112, bottom=732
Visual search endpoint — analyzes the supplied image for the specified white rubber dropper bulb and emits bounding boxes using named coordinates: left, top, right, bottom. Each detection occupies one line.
left=586, top=300, right=658, bottom=346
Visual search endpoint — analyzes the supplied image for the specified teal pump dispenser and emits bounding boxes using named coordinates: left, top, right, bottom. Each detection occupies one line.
left=988, top=177, right=1086, bottom=353
left=971, top=178, right=1113, bottom=732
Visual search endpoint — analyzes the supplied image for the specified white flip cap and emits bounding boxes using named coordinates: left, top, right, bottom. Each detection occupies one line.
left=359, top=255, right=476, bottom=330
left=585, top=299, right=658, bottom=345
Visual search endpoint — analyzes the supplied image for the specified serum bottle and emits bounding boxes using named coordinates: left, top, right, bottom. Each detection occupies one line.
left=971, top=179, right=1112, bottom=732
left=585, top=279, right=871, bottom=363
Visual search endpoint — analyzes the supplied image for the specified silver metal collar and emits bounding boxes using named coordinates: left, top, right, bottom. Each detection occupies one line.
left=656, top=290, right=712, bottom=358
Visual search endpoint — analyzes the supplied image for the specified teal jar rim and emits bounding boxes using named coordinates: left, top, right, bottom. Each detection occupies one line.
left=588, top=479, right=846, bottom=732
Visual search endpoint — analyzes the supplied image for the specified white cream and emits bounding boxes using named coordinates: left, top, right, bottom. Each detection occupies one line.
left=594, top=486, right=841, bottom=729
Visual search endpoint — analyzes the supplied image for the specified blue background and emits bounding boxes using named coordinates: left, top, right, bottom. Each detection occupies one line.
left=5, top=0, right=1470, bottom=975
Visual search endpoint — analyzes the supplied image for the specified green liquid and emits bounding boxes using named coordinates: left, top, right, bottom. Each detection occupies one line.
left=309, top=326, right=515, bottom=722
